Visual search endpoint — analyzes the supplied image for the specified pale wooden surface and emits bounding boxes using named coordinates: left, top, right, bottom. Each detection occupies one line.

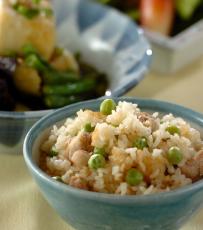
left=1, top=57, right=203, bottom=230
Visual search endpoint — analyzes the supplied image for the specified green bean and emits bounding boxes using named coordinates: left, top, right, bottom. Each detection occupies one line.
left=25, top=54, right=79, bottom=84
left=25, top=54, right=47, bottom=71
left=22, top=44, right=38, bottom=56
left=44, top=95, right=82, bottom=108
left=42, top=69, right=79, bottom=85
left=32, top=0, right=41, bottom=4
left=13, top=4, right=40, bottom=19
left=43, top=78, right=96, bottom=96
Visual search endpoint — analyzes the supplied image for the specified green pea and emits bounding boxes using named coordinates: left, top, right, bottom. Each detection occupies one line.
left=88, top=154, right=106, bottom=170
left=167, top=147, right=183, bottom=165
left=93, top=147, right=106, bottom=157
left=126, top=168, right=143, bottom=186
left=83, top=123, right=95, bottom=132
left=100, top=99, right=116, bottom=115
left=166, top=125, right=180, bottom=135
left=49, top=146, right=58, bottom=157
left=133, top=137, right=148, bottom=150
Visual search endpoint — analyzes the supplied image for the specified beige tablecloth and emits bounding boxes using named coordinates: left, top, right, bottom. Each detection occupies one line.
left=1, top=57, right=203, bottom=230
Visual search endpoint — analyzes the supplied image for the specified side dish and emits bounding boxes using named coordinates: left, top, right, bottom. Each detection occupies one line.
left=40, top=99, right=203, bottom=195
left=0, top=0, right=107, bottom=111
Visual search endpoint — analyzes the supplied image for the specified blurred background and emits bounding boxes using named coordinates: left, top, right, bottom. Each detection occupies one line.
left=97, top=0, right=203, bottom=72
left=97, top=0, right=203, bottom=113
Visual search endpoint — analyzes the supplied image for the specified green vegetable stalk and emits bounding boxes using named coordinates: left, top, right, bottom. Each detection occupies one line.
left=176, top=0, right=202, bottom=20
left=43, top=78, right=96, bottom=96
left=25, top=53, right=79, bottom=84
left=44, top=95, right=82, bottom=108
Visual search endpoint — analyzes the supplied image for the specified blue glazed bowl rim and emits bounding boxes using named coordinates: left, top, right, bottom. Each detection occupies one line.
left=24, top=97, right=203, bottom=204
left=0, top=109, right=53, bottom=119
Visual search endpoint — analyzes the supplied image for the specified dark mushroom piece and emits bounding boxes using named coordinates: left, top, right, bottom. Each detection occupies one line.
left=0, top=57, right=17, bottom=111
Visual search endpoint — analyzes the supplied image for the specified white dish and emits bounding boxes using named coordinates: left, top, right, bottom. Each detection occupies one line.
left=146, top=19, right=203, bottom=73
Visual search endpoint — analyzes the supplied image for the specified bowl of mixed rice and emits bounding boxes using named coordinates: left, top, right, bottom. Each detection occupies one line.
left=23, top=97, right=203, bottom=230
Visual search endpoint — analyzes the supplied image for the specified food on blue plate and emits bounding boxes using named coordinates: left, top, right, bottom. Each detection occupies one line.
left=97, top=0, right=203, bottom=36
left=0, top=0, right=108, bottom=111
left=39, top=99, right=203, bottom=195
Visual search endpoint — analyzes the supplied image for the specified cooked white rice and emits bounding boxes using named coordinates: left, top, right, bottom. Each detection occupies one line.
left=39, top=101, right=203, bottom=195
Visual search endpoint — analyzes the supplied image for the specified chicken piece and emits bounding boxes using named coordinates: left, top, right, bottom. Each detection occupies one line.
left=180, top=150, right=203, bottom=181
left=50, top=49, right=79, bottom=72
left=137, top=112, right=159, bottom=131
left=69, top=176, right=88, bottom=190
left=68, top=132, right=92, bottom=160
left=198, top=151, right=203, bottom=176
left=13, top=63, right=41, bottom=96
left=109, top=147, right=133, bottom=172
left=0, top=0, right=55, bottom=60
left=71, top=150, right=90, bottom=168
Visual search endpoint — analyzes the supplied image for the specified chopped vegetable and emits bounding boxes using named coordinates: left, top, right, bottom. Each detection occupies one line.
left=167, top=146, right=183, bottom=165
left=13, top=4, right=40, bottom=19
left=22, top=44, right=38, bottom=57
left=13, top=64, right=42, bottom=96
left=50, top=146, right=58, bottom=157
left=166, top=125, right=180, bottom=135
left=43, top=78, right=96, bottom=96
left=32, top=0, right=42, bottom=4
left=100, top=99, right=116, bottom=115
left=44, top=95, right=82, bottom=109
left=93, top=147, right=106, bottom=157
left=25, top=54, right=46, bottom=72
left=126, top=168, right=144, bottom=186
left=0, top=77, right=15, bottom=111
left=84, top=123, right=95, bottom=133
left=25, top=53, right=79, bottom=84
left=88, top=154, right=106, bottom=170
left=133, top=137, right=148, bottom=150
left=175, top=0, right=202, bottom=20
left=0, top=57, right=17, bottom=110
